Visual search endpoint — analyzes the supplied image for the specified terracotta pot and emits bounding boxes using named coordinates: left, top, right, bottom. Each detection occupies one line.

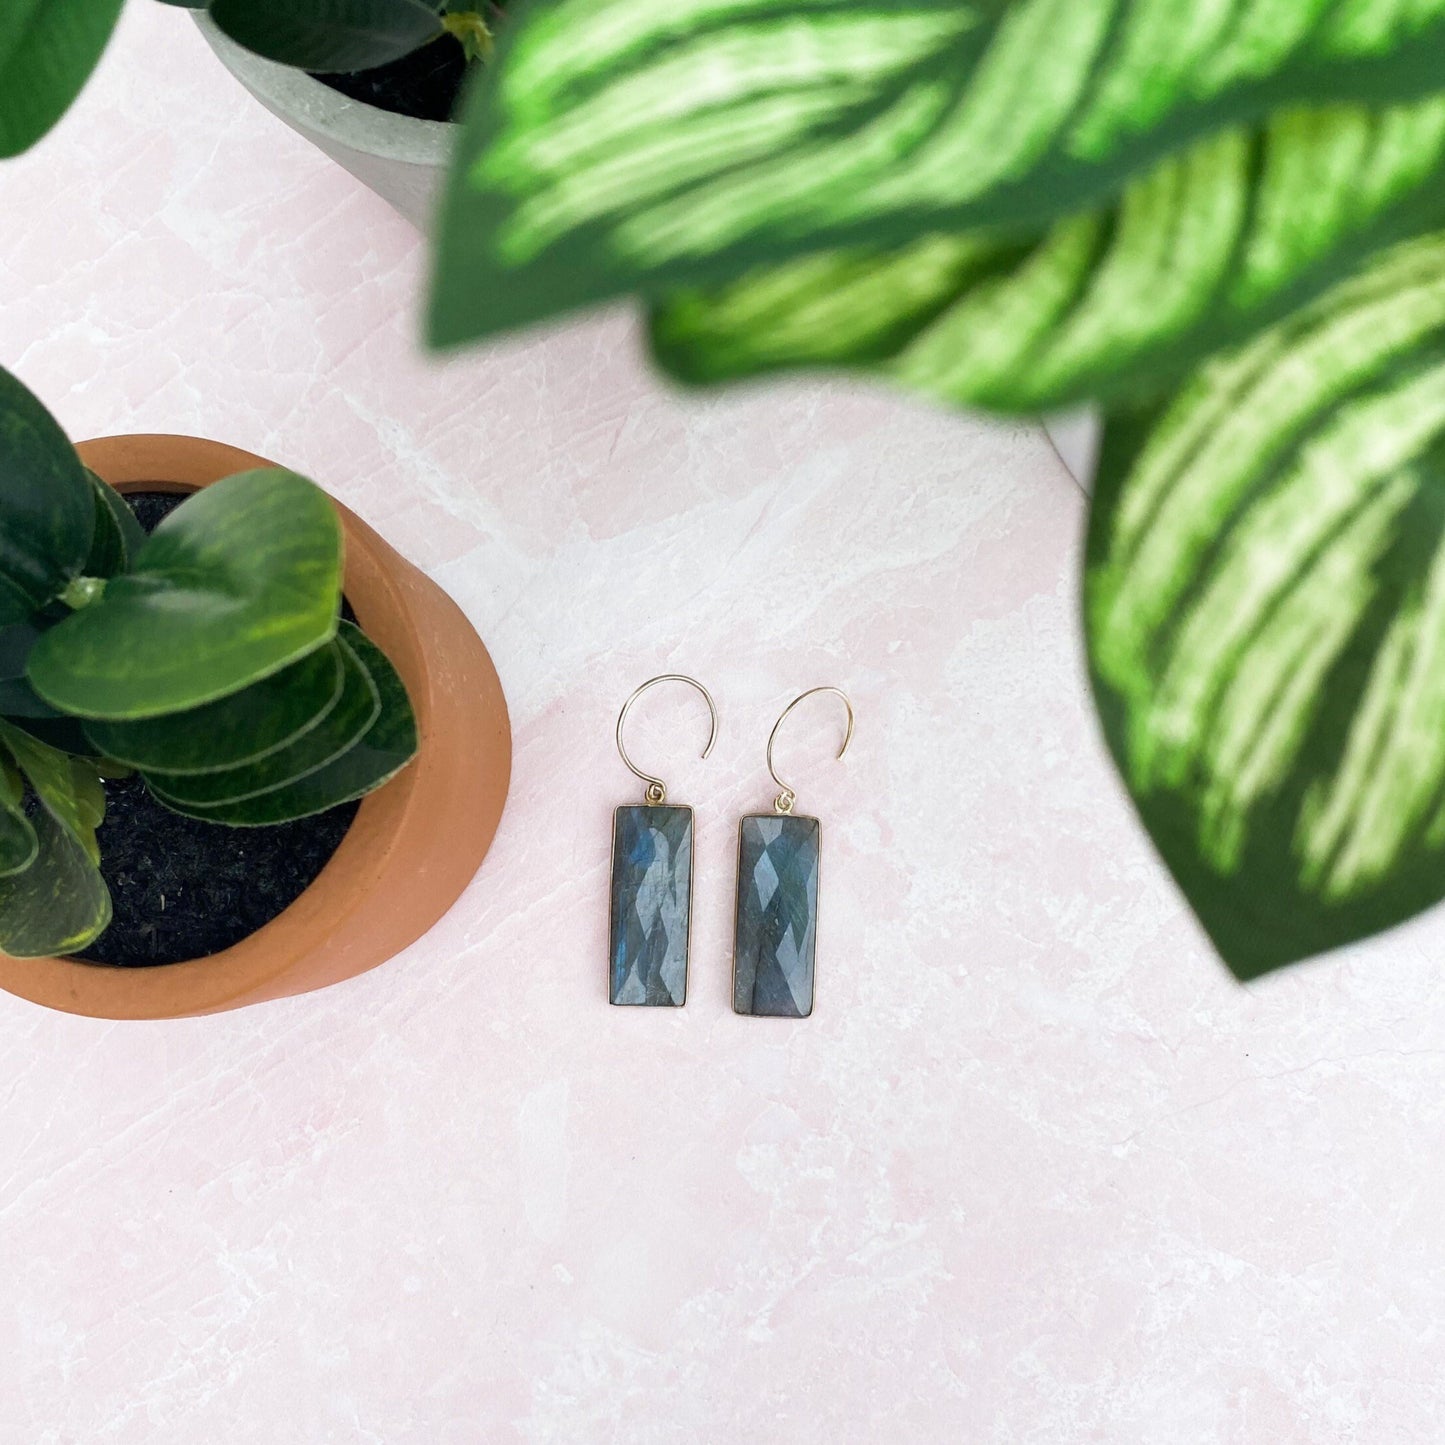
left=0, top=435, right=511, bottom=1020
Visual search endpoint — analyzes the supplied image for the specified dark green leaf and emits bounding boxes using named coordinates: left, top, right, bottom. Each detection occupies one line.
left=1087, top=229, right=1445, bottom=979
left=0, top=753, right=37, bottom=878
left=0, top=807, right=110, bottom=958
left=0, top=677, right=62, bottom=719
left=84, top=638, right=346, bottom=775
left=160, top=625, right=417, bottom=825
left=6, top=715, right=100, bottom=758
left=0, top=623, right=37, bottom=680
left=208, top=0, right=444, bottom=72
left=83, top=471, right=147, bottom=579
left=144, top=629, right=380, bottom=807
left=0, top=368, right=93, bottom=626
left=0, top=719, right=103, bottom=864
left=28, top=469, right=343, bottom=720
left=0, top=0, right=123, bottom=157
left=430, top=0, right=1445, bottom=350
left=651, top=99, right=1445, bottom=410
left=0, top=621, right=59, bottom=718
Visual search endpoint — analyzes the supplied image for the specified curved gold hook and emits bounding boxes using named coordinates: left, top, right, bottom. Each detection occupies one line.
left=767, top=686, right=855, bottom=815
left=616, top=674, right=719, bottom=805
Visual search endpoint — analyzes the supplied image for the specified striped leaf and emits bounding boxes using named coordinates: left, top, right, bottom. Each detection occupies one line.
left=1086, top=229, right=1445, bottom=977
left=430, top=0, right=1445, bottom=349
left=652, top=98, right=1445, bottom=410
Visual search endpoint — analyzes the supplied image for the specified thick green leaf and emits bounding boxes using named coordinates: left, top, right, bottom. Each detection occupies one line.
left=83, top=472, right=147, bottom=579
left=207, top=0, right=445, bottom=72
left=0, top=368, right=93, bottom=626
left=0, top=753, right=38, bottom=878
left=0, top=678, right=62, bottom=719
left=0, top=807, right=110, bottom=958
left=0, top=624, right=36, bottom=681
left=652, top=98, right=1445, bottom=410
left=0, top=720, right=103, bottom=864
left=430, top=0, right=1445, bottom=349
left=84, top=638, right=346, bottom=775
left=0, top=622, right=60, bottom=718
left=6, top=715, right=100, bottom=757
left=144, top=629, right=380, bottom=807
left=0, top=0, right=123, bottom=157
left=161, top=626, right=417, bottom=825
left=1087, top=229, right=1445, bottom=978
left=27, top=469, right=343, bottom=720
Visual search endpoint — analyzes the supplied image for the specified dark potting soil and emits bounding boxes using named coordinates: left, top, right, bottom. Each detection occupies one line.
left=80, top=491, right=360, bottom=967
left=313, top=38, right=469, bottom=123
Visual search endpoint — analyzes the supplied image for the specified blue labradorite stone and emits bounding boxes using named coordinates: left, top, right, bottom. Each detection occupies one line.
left=733, top=814, right=820, bottom=1018
left=610, top=804, right=693, bottom=1006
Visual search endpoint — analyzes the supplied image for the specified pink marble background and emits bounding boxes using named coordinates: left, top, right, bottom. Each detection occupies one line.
left=1, top=7, right=1442, bottom=1442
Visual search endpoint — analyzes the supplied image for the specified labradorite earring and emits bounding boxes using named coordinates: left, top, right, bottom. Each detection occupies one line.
left=608, top=675, right=718, bottom=1008
left=732, top=687, right=854, bottom=1020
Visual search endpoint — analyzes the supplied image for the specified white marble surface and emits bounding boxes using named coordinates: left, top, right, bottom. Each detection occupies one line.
left=2, top=7, right=1444, bottom=1442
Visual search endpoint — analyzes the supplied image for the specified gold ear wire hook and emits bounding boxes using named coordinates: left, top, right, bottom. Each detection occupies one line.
left=616, top=674, right=719, bottom=805
left=767, top=686, right=854, bottom=815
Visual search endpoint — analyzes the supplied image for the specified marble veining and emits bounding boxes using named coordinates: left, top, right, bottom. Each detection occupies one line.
left=6, top=7, right=1443, bottom=1440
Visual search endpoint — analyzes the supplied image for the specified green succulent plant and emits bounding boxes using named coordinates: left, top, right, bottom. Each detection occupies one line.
left=0, top=367, right=418, bottom=959
left=424, top=0, right=1445, bottom=981
left=0, top=0, right=496, bottom=159
left=156, top=0, right=497, bottom=69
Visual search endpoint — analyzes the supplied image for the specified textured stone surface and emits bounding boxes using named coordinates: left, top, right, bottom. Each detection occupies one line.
left=12, top=9, right=1445, bottom=1442
left=610, top=805, right=692, bottom=1006
left=734, top=815, right=820, bottom=1018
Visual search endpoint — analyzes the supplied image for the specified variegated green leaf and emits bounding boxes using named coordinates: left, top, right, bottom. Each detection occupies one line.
left=0, top=806, right=110, bottom=959
left=1087, top=229, right=1445, bottom=978
left=652, top=98, right=1445, bottom=410
left=0, top=720, right=103, bottom=864
left=431, top=0, right=1445, bottom=349
left=0, top=753, right=37, bottom=878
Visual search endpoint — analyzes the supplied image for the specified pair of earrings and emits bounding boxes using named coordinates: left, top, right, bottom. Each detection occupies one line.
left=608, top=674, right=854, bottom=1018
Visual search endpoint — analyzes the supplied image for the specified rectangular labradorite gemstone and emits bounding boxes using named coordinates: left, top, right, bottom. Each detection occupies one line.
left=610, top=805, right=693, bottom=1006
left=733, top=814, right=820, bottom=1018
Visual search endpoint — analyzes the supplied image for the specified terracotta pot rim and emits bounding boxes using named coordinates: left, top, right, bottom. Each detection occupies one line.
left=0, top=434, right=512, bottom=1020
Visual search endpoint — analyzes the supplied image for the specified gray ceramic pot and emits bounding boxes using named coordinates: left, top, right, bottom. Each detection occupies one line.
left=1044, top=410, right=1101, bottom=492
left=195, top=15, right=452, bottom=230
